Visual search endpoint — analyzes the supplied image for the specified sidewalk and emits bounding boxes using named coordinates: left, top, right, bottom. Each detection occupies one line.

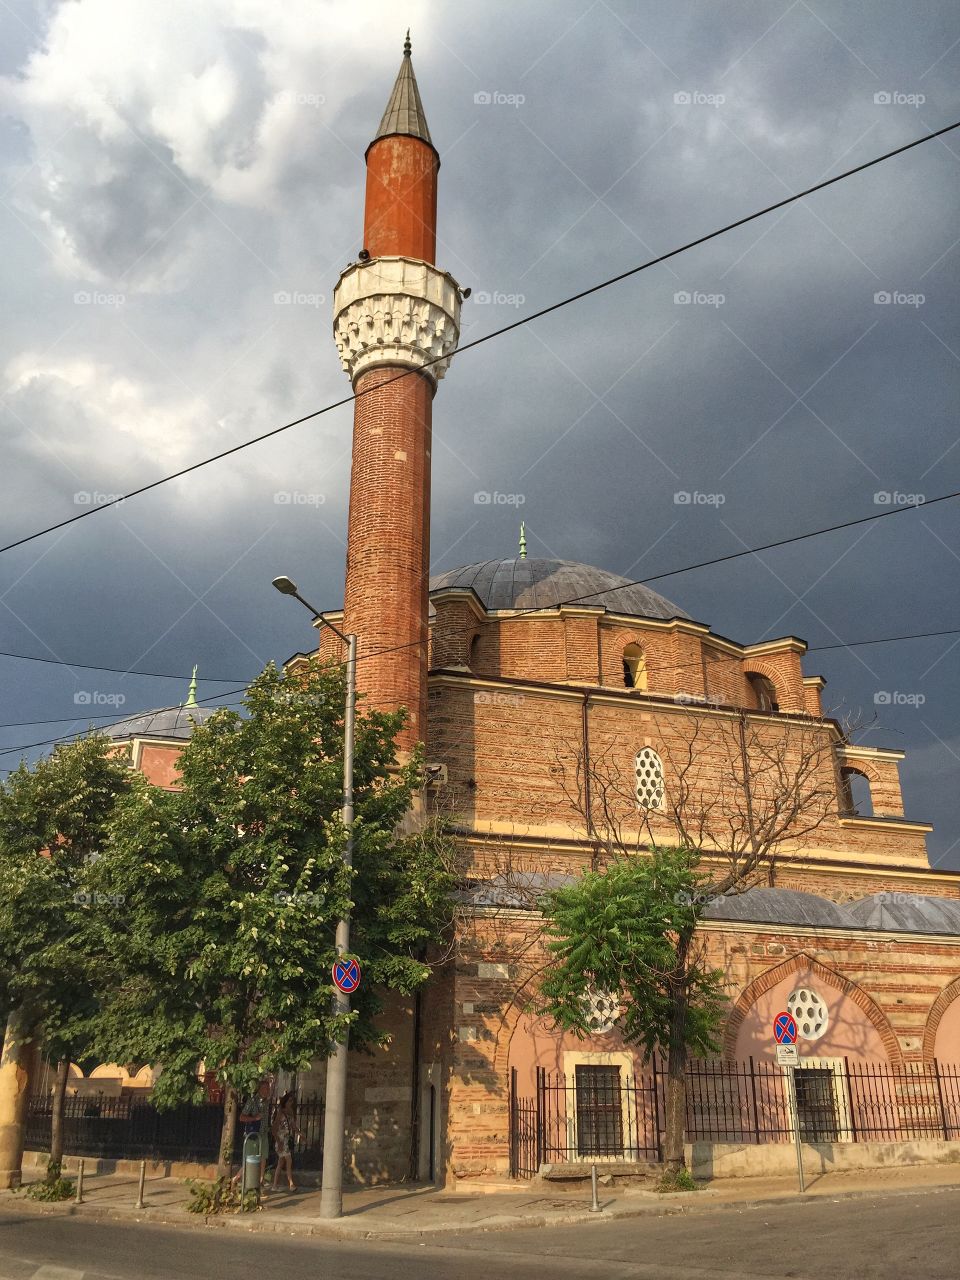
left=4, top=1162, right=960, bottom=1240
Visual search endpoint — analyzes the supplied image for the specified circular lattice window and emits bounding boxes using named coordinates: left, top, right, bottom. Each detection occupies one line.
left=635, top=747, right=665, bottom=810
left=582, top=986, right=619, bottom=1035
left=787, top=987, right=829, bottom=1041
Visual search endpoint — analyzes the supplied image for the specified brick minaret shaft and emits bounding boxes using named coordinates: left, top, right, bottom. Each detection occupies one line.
left=333, top=36, right=461, bottom=754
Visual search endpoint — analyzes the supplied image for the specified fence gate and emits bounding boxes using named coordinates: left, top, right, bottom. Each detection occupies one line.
left=509, top=1068, right=538, bottom=1179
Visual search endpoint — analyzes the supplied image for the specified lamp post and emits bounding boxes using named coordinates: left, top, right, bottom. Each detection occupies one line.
left=271, top=575, right=356, bottom=1219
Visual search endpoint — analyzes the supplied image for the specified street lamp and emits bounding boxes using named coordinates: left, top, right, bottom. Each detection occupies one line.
left=272, top=575, right=357, bottom=1220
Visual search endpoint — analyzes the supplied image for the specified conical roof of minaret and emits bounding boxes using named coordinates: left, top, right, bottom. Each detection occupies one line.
left=371, top=32, right=434, bottom=151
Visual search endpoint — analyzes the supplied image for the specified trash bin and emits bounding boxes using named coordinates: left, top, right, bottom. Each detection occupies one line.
left=241, top=1132, right=261, bottom=1197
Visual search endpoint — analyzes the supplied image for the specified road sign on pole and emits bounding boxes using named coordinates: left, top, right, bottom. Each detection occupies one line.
left=773, top=1012, right=798, bottom=1045
left=333, top=958, right=361, bottom=995
left=776, top=1044, right=799, bottom=1066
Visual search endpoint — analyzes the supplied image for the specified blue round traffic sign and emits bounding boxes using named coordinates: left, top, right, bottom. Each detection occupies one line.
left=333, top=957, right=361, bottom=995
left=774, top=1011, right=798, bottom=1045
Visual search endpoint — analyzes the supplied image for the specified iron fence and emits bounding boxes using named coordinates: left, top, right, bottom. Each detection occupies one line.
left=509, top=1059, right=960, bottom=1177
left=26, top=1094, right=325, bottom=1168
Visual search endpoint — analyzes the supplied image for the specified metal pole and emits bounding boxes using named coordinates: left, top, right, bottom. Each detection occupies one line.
left=589, top=1162, right=601, bottom=1213
left=319, top=631, right=357, bottom=1220
left=75, top=1158, right=84, bottom=1204
left=136, top=1160, right=146, bottom=1209
left=786, top=1066, right=805, bottom=1193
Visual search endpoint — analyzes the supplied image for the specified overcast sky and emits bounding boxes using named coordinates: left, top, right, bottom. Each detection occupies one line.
left=0, top=1, right=958, bottom=866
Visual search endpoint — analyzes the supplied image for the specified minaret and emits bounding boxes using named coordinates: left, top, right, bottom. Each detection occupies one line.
left=333, top=36, right=461, bottom=753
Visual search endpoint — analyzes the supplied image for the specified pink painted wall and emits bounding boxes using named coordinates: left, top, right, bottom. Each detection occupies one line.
left=733, top=966, right=889, bottom=1063
left=508, top=1012, right=646, bottom=1093
left=934, top=995, right=960, bottom=1061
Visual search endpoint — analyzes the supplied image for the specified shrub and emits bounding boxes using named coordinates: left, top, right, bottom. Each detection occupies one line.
left=23, top=1160, right=75, bottom=1202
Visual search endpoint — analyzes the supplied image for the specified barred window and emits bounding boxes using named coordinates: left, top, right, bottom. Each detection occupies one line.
left=635, top=747, right=665, bottom=811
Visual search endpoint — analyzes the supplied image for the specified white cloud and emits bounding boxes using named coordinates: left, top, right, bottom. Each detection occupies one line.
left=3, top=0, right=427, bottom=287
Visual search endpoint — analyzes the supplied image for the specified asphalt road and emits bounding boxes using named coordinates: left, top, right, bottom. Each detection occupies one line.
left=0, top=1187, right=957, bottom=1279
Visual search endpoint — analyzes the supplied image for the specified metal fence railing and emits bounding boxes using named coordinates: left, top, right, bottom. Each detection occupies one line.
left=509, top=1059, right=960, bottom=1177
left=26, top=1094, right=325, bottom=1168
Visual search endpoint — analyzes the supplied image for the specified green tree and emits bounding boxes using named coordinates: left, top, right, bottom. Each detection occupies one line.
left=538, top=848, right=727, bottom=1175
left=0, top=733, right=135, bottom=1171
left=89, top=660, right=456, bottom=1176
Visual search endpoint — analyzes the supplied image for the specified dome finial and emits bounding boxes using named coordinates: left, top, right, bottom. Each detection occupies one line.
left=184, top=664, right=198, bottom=708
left=404, top=29, right=412, bottom=57
left=518, top=522, right=527, bottom=560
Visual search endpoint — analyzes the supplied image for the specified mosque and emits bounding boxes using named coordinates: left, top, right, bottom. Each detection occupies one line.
left=21, top=39, right=960, bottom=1187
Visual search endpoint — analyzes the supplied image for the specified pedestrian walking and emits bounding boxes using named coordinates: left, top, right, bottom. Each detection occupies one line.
left=271, top=1092, right=299, bottom=1192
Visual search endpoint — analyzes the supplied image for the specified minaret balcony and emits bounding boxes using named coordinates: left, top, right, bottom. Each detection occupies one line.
left=333, top=256, right=462, bottom=387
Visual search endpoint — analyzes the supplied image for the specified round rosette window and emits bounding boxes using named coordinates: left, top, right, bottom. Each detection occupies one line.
left=787, top=987, right=829, bottom=1041
left=581, top=985, right=620, bottom=1036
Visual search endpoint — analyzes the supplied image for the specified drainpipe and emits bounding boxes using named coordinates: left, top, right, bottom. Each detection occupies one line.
left=409, top=985, right=423, bottom=1180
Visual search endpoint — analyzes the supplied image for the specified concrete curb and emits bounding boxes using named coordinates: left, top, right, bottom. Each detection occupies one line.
left=2, top=1177, right=959, bottom=1241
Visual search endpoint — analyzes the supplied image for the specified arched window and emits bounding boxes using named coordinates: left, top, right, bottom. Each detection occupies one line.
left=623, top=643, right=647, bottom=690
left=840, top=767, right=873, bottom=817
left=747, top=672, right=779, bottom=713
left=469, top=633, right=481, bottom=671
left=635, top=747, right=665, bottom=810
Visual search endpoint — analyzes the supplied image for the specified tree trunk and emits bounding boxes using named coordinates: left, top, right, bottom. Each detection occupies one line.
left=663, top=929, right=693, bottom=1174
left=217, top=1086, right=238, bottom=1180
left=48, top=1058, right=70, bottom=1172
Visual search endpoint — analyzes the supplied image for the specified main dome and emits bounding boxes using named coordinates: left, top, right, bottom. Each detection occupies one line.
left=429, top=558, right=689, bottom=620
left=101, top=704, right=219, bottom=742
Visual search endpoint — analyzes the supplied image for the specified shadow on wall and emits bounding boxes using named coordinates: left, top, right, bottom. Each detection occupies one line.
left=730, top=958, right=892, bottom=1065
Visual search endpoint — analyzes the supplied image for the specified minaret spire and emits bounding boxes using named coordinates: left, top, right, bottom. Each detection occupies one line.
left=371, top=31, right=434, bottom=154
left=519, top=522, right=527, bottom=559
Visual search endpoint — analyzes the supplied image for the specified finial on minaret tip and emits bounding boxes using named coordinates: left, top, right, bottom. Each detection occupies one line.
left=519, top=522, right=527, bottom=560
left=404, top=29, right=412, bottom=56
left=184, top=665, right=198, bottom=709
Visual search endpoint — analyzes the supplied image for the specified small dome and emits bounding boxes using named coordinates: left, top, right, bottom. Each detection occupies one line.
left=846, top=894, right=960, bottom=935
left=100, top=704, right=218, bottom=742
left=702, top=888, right=852, bottom=930
left=429, top=558, right=689, bottom=621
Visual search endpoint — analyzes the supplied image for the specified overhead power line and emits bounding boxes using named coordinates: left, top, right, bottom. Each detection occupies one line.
left=0, top=119, right=957, bottom=561
left=0, top=649, right=248, bottom=682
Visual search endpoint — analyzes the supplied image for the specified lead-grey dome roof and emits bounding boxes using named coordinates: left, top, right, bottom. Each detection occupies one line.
left=702, top=888, right=852, bottom=929
left=429, top=558, right=689, bottom=620
left=845, top=894, right=960, bottom=934
left=102, top=704, right=218, bottom=742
